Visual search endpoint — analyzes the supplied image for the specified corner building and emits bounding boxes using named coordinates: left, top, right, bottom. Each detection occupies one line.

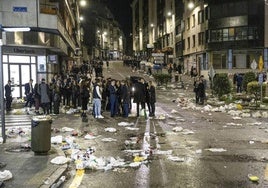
left=0, top=0, right=81, bottom=98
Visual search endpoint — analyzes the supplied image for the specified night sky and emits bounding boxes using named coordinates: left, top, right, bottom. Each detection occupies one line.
left=105, top=0, right=133, bottom=37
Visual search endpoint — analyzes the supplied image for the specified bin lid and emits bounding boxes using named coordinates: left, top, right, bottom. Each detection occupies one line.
left=32, top=115, right=52, bottom=122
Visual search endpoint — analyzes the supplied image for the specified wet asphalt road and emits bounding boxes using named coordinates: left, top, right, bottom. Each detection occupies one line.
left=47, top=62, right=268, bottom=187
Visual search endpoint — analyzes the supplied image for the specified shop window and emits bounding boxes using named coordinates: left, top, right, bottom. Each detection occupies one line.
left=3, top=55, right=8, bottom=63
left=235, top=27, right=247, bottom=40
left=229, top=28, right=235, bottom=41
left=37, top=56, right=46, bottom=72
left=223, top=29, right=228, bottom=41
left=9, top=55, right=30, bottom=63
left=211, top=30, right=222, bottom=42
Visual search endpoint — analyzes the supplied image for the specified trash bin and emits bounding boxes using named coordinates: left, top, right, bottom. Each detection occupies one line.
left=31, top=115, right=52, bottom=155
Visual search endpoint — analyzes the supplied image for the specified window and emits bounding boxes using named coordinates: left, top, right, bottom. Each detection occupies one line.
left=192, top=14, right=195, bottom=27
left=192, top=35, right=196, bottom=47
left=198, top=32, right=204, bottom=45
left=211, top=30, right=222, bottom=42
left=187, top=17, right=190, bottom=30
left=198, top=10, right=204, bottom=24
left=229, top=28, right=235, bottom=41
left=223, top=29, right=228, bottom=41
left=235, top=27, right=247, bottom=40
left=187, top=37, right=190, bottom=49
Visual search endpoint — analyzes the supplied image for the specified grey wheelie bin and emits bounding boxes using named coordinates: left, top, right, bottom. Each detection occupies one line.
left=31, top=115, right=52, bottom=155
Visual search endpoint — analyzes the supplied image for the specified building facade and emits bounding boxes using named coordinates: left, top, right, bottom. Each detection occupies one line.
left=0, top=0, right=83, bottom=98
left=132, top=0, right=268, bottom=76
left=81, top=1, right=125, bottom=60
left=132, top=0, right=176, bottom=64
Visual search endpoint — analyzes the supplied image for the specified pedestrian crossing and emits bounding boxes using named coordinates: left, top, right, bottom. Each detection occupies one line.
left=0, top=115, right=32, bottom=127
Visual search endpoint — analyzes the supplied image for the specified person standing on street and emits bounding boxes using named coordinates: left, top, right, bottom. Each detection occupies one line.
left=24, top=79, right=34, bottom=112
left=148, top=81, right=156, bottom=117
left=38, top=78, right=51, bottom=115
left=93, top=79, right=103, bottom=119
left=120, top=80, right=130, bottom=117
left=5, top=80, right=13, bottom=112
left=133, top=78, right=146, bottom=117
left=109, top=79, right=117, bottom=117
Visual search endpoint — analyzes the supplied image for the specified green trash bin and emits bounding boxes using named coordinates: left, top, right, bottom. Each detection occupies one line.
left=31, top=115, right=52, bottom=155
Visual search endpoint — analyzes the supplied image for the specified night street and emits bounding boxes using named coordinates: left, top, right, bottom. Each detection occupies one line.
left=2, top=61, right=267, bottom=187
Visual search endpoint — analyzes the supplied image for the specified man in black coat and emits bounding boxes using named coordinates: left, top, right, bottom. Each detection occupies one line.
left=5, top=80, right=12, bottom=111
left=24, top=79, right=34, bottom=109
left=133, top=78, right=146, bottom=117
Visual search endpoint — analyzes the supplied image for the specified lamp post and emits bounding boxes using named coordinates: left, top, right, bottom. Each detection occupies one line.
left=0, top=25, right=6, bottom=143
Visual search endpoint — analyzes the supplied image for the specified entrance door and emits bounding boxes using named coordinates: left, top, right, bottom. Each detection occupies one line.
left=9, top=64, right=30, bottom=98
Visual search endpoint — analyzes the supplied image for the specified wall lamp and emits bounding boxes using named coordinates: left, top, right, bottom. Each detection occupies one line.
left=3, top=27, right=31, bottom=32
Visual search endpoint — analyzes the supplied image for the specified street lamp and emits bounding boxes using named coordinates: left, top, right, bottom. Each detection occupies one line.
left=79, top=0, right=87, bottom=7
left=0, top=25, right=5, bottom=143
left=188, top=2, right=194, bottom=9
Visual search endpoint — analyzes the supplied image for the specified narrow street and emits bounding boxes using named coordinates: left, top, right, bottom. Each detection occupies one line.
left=2, top=61, right=268, bottom=188
left=54, top=61, right=268, bottom=188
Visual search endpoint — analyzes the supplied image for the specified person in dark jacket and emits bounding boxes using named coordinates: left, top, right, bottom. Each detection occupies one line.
left=52, top=79, right=62, bottom=114
left=108, top=80, right=117, bottom=117
left=120, top=80, right=130, bottom=117
left=80, top=80, right=90, bottom=115
left=24, top=79, right=34, bottom=109
left=38, top=78, right=51, bottom=115
left=71, top=80, right=80, bottom=109
left=5, top=80, right=13, bottom=111
left=33, top=82, right=41, bottom=114
left=133, top=78, right=146, bottom=117
left=148, top=81, right=156, bottom=117
left=196, top=76, right=206, bottom=105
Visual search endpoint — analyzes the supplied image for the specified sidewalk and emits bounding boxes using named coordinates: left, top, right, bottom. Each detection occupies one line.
left=0, top=112, right=67, bottom=188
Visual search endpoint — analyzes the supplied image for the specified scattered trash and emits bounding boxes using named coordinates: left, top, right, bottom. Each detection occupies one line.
left=154, top=150, right=173, bottom=155
left=172, top=126, right=183, bottom=132
left=182, top=129, right=194, bottom=135
left=0, top=170, right=12, bottom=181
left=43, top=177, right=50, bottom=185
left=171, top=109, right=178, bottom=114
left=51, top=176, right=66, bottom=188
left=104, top=128, right=117, bottom=133
left=167, top=155, right=185, bottom=162
left=84, top=133, right=98, bottom=140
left=232, top=117, right=242, bottom=120
left=125, top=127, right=139, bottom=131
left=205, top=148, right=226, bottom=152
left=101, top=138, right=117, bottom=142
left=51, top=135, right=63, bottom=144
left=118, top=122, right=134, bottom=127
left=248, top=174, right=259, bottom=182
left=61, top=127, right=74, bottom=132
left=249, top=141, right=255, bottom=144
left=50, top=156, right=70, bottom=165
left=133, top=156, right=145, bottom=162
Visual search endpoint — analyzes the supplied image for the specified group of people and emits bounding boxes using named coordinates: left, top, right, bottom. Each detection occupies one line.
left=91, top=76, right=156, bottom=119
left=4, top=61, right=156, bottom=119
